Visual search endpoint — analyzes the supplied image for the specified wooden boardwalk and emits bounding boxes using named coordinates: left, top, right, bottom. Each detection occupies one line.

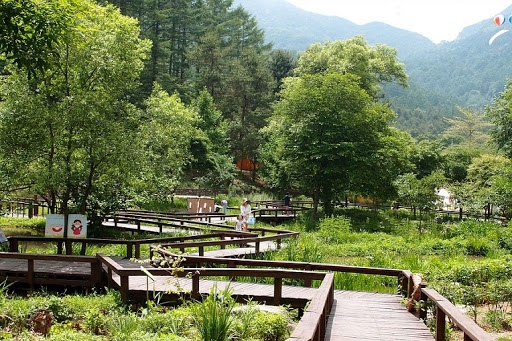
left=3, top=209, right=487, bottom=341
left=326, top=291, right=434, bottom=341
left=114, top=257, right=434, bottom=340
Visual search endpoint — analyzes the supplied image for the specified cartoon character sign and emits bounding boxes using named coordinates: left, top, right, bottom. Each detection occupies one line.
left=45, top=214, right=87, bottom=238
left=45, top=214, right=65, bottom=237
left=71, top=219, right=83, bottom=236
left=67, top=214, right=87, bottom=239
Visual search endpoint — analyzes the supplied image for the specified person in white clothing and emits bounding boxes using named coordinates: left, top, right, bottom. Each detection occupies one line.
left=240, top=198, right=251, bottom=232
left=235, top=214, right=244, bottom=232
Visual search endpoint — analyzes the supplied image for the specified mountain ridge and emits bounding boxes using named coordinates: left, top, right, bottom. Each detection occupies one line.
left=233, top=0, right=512, bottom=137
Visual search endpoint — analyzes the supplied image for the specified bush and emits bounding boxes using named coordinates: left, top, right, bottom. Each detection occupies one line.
left=139, top=308, right=192, bottom=336
left=251, top=310, right=290, bottom=341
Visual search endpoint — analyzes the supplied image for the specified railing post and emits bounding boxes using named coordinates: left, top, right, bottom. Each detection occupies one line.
left=436, top=307, right=446, bottom=341
left=91, top=260, right=102, bottom=287
left=199, top=246, right=204, bottom=257
left=126, top=242, right=133, bottom=259
left=419, top=284, right=428, bottom=320
left=65, top=240, right=72, bottom=255
left=107, top=267, right=114, bottom=288
left=120, top=274, right=129, bottom=303
left=304, top=264, right=312, bottom=287
left=8, top=238, right=18, bottom=252
left=192, top=274, right=200, bottom=300
left=274, top=277, right=282, bottom=305
left=80, top=242, right=86, bottom=255
left=28, top=259, right=34, bottom=291
left=135, top=242, right=141, bottom=259
left=407, top=274, right=414, bottom=298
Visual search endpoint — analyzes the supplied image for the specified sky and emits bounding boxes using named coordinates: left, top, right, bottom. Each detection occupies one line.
left=286, top=0, right=512, bottom=43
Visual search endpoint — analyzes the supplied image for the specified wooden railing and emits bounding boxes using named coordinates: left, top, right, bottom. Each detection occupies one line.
left=420, top=287, right=495, bottom=341
left=153, top=247, right=410, bottom=293
left=287, top=273, right=334, bottom=341
left=7, top=226, right=298, bottom=258
left=0, top=252, right=102, bottom=289
left=113, top=210, right=232, bottom=226
left=155, top=229, right=298, bottom=256
left=154, top=249, right=495, bottom=341
left=7, top=235, right=232, bottom=258
left=96, top=253, right=334, bottom=341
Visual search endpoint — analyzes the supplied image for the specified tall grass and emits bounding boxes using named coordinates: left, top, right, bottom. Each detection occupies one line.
left=190, top=284, right=234, bottom=341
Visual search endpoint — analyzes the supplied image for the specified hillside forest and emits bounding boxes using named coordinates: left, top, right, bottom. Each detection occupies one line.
left=1, top=0, right=512, bottom=222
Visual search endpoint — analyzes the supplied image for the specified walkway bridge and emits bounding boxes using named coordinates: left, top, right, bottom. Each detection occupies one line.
left=0, top=210, right=495, bottom=341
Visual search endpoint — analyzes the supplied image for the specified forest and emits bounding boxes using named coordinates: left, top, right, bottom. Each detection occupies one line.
left=1, top=0, right=512, bottom=225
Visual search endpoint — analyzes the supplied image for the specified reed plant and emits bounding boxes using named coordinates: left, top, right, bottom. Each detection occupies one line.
left=189, top=284, right=235, bottom=341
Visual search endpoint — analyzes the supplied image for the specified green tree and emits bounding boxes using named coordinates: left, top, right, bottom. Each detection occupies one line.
left=294, top=36, right=407, bottom=99
left=443, top=106, right=492, bottom=148
left=262, top=37, right=409, bottom=216
left=409, top=139, right=444, bottom=179
left=441, top=146, right=479, bottom=183
left=454, top=154, right=512, bottom=218
left=0, top=0, right=151, bottom=231
left=137, top=84, right=203, bottom=198
left=268, top=49, right=297, bottom=93
left=0, top=0, right=71, bottom=75
left=395, top=171, right=446, bottom=230
left=486, top=79, right=512, bottom=158
left=263, top=72, right=402, bottom=217
left=187, top=89, right=236, bottom=188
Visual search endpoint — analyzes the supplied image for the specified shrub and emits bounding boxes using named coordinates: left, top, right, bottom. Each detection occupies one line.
left=317, top=216, right=351, bottom=244
left=282, top=233, right=324, bottom=263
left=251, top=310, right=290, bottom=341
left=139, top=308, right=192, bottom=336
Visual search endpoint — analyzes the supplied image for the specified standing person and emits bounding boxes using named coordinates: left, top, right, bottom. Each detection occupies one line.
left=240, top=198, right=251, bottom=225
left=221, top=199, right=228, bottom=214
left=283, top=192, right=291, bottom=215
left=235, top=214, right=244, bottom=232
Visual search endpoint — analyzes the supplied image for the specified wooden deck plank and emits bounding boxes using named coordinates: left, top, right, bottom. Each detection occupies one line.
left=0, top=258, right=92, bottom=275
left=325, top=290, right=434, bottom=341
left=189, top=241, right=279, bottom=258
left=115, top=274, right=318, bottom=301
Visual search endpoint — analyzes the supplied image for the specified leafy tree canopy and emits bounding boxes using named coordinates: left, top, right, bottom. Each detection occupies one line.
left=0, top=0, right=72, bottom=75
left=294, top=36, right=408, bottom=99
left=486, top=79, right=512, bottom=158
left=262, top=72, right=405, bottom=216
left=0, top=0, right=151, bottom=218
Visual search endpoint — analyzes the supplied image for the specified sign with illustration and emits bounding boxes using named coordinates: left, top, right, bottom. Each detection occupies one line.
left=45, top=214, right=87, bottom=238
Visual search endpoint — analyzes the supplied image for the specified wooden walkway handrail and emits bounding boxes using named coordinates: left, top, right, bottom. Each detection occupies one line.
left=8, top=236, right=140, bottom=258
left=96, top=253, right=328, bottom=304
left=154, top=248, right=413, bottom=297
left=420, top=287, right=495, bottom=341
left=0, top=252, right=102, bottom=289
left=114, top=211, right=236, bottom=227
left=157, top=231, right=298, bottom=256
left=7, top=227, right=298, bottom=260
left=287, top=273, right=334, bottom=341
